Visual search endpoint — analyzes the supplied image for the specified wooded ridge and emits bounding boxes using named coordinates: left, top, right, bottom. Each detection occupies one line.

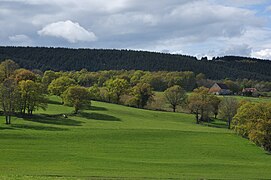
left=0, top=46, right=270, bottom=81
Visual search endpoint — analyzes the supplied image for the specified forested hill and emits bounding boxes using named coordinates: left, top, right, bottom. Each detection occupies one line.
left=0, top=46, right=270, bottom=81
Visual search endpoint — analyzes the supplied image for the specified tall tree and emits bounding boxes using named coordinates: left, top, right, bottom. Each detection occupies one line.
left=164, top=85, right=186, bottom=112
left=219, top=97, right=239, bottom=129
left=188, top=87, right=213, bottom=123
left=0, top=78, right=19, bottom=124
left=18, top=80, right=48, bottom=115
left=209, top=95, right=221, bottom=119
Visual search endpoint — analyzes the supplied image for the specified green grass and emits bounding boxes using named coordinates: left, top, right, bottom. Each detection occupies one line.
left=0, top=96, right=271, bottom=179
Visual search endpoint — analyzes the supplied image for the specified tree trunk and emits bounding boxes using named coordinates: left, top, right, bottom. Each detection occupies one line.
left=5, top=116, right=8, bottom=124
left=173, top=106, right=176, bottom=112
left=8, top=116, right=11, bottom=124
left=196, top=113, right=199, bottom=124
left=228, top=118, right=231, bottom=129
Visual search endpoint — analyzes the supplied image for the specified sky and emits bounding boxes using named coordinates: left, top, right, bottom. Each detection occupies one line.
left=1, top=0, right=271, bottom=59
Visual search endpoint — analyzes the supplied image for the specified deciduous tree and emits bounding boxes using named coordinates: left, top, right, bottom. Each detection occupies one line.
left=63, top=86, right=92, bottom=114
left=164, top=85, right=186, bottom=112
left=219, top=97, right=239, bottom=129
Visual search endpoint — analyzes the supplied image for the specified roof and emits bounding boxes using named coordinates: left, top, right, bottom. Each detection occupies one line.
left=242, top=88, right=257, bottom=92
left=215, top=83, right=229, bottom=89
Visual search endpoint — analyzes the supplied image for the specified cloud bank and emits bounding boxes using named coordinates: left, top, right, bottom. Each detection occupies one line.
left=0, top=0, right=271, bottom=59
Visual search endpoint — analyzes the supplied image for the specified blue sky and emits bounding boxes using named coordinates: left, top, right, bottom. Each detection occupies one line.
left=1, top=0, right=271, bottom=59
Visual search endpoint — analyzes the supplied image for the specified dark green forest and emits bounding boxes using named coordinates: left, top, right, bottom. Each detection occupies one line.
left=0, top=46, right=270, bottom=81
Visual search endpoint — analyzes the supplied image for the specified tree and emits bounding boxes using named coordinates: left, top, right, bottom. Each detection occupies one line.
left=209, top=95, right=221, bottom=118
left=130, top=83, right=154, bottom=108
left=233, top=102, right=271, bottom=152
left=104, top=78, right=129, bottom=103
left=164, top=85, right=186, bottom=112
left=89, top=84, right=100, bottom=101
left=0, top=59, right=19, bottom=82
left=48, top=76, right=76, bottom=101
left=219, top=97, right=239, bottom=129
left=15, top=69, right=37, bottom=82
left=18, top=80, right=48, bottom=115
left=63, top=86, right=92, bottom=114
left=187, top=87, right=213, bottom=123
left=0, top=78, right=19, bottom=124
left=42, top=70, right=61, bottom=88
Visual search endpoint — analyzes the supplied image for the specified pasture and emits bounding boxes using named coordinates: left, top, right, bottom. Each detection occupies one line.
left=0, top=96, right=271, bottom=179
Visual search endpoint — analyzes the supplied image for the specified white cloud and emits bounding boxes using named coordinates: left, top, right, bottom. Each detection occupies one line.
left=8, top=34, right=33, bottom=46
left=38, top=20, right=97, bottom=43
left=9, top=34, right=30, bottom=42
left=252, top=49, right=271, bottom=60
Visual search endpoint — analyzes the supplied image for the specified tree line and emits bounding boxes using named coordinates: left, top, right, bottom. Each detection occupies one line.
left=0, top=59, right=270, bottom=152
left=1, top=46, right=271, bottom=81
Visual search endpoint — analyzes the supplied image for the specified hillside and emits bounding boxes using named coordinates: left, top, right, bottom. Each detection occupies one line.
left=0, top=96, right=271, bottom=179
left=0, top=46, right=271, bottom=81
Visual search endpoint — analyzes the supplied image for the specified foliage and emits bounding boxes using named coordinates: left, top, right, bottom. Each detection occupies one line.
left=1, top=47, right=271, bottom=81
left=48, top=76, right=76, bottom=97
left=130, top=83, right=154, bottom=108
left=219, top=97, right=239, bottom=129
left=164, top=85, right=187, bottom=112
left=63, top=86, right=92, bottom=113
left=104, top=78, right=129, bottom=103
left=0, top=78, right=19, bottom=124
left=188, top=87, right=214, bottom=123
left=89, top=84, right=101, bottom=101
left=233, top=102, right=271, bottom=152
left=18, top=80, right=48, bottom=115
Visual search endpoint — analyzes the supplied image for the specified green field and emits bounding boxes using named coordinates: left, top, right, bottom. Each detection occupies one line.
left=0, top=96, right=271, bottom=179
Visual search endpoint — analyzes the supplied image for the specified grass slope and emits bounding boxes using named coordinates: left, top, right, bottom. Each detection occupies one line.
left=0, top=96, right=271, bottom=179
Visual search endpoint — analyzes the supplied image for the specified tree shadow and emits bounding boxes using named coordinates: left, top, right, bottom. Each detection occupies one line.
left=23, top=114, right=83, bottom=126
left=0, top=126, right=15, bottom=130
left=202, top=119, right=228, bottom=129
left=76, top=112, right=121, bottom=121
left=47, top=99, right=62, bottom=105
left=11, top=124, right=67, bottom=131
left=89, top=106, right=108, bottom=111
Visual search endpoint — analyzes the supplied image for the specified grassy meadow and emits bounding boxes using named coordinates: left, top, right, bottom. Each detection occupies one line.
left=0, top=96, right=271, bottom=179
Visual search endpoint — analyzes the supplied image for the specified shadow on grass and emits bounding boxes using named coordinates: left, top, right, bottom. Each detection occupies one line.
left=202, top=119, right=228, bottom=129
left=23, top=114, right=82, bottom=126
left=11, top=124, right=67, bottom=131
left=89, top=106, right=108, bottom=111
left=47, top=99, right=63, bottom=105
left=0, top=126, right=15, bottom=130
left=76, top=112, right=121, bottom=121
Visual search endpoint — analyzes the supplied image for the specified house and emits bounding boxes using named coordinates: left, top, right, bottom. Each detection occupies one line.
left=209, top=83, right=231, bottom=95
left=242, top=88, right=257, bottom=96
left=242, top=88, right=257, bottom=93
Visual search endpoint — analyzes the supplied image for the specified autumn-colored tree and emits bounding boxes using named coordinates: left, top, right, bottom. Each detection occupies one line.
left=15, top=69, right=37, bottom=82
left=164, top=85, right=186, bottom=112
left=63, top=86, right=92, bottom=114
left=0, top=59, right=19, bottom=82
